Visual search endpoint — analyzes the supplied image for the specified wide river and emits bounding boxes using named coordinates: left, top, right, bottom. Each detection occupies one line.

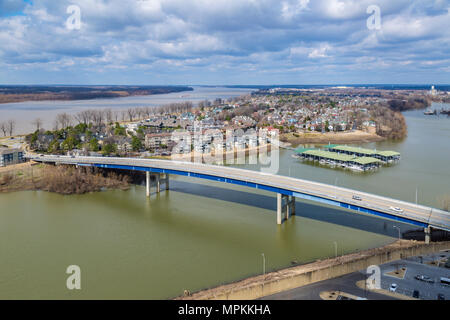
left=0, top=91, right=449, bottom=299
left=0, top=86, right=253, bottom=135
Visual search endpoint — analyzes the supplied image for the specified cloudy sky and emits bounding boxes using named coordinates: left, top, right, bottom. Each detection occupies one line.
left=0, top=0, right=449, bottom=85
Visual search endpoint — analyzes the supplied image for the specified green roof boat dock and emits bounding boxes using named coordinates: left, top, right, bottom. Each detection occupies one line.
left=295, top=145, right=401, bottom=172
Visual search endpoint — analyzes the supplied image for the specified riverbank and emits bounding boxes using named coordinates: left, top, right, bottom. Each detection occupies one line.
left=0, top=85, right=194, bottom=104
left=176, top=240, right=450, bottom=300
left=0, top=162, right=130, bottom=195
left=151, top=143, right=274, bottom=162
left=281, top=130, right=385, bottom=145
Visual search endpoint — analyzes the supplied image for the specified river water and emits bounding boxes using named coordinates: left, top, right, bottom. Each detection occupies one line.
left=0, top=86, right=253, bottom=135
left=0, top=96, right=449, bottom=299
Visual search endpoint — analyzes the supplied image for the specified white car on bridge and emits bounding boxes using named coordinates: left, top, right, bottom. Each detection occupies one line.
left=390, top=206, right=404, bottom=213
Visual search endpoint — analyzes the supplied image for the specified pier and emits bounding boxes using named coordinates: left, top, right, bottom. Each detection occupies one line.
left=295, top=145, right=401, bottom=172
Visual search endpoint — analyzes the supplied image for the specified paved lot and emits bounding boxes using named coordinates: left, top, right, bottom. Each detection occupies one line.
left=379, top=250, right=450, bottom=300
left=260, top=272, right=398, bottom=300
left=261, top=250, right=450, bottom=300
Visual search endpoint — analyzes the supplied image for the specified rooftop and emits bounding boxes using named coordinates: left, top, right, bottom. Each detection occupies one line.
left=0, top=148, right=23, bottom=155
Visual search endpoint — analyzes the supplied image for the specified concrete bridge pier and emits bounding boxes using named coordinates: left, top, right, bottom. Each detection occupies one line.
left=277, top=194, right=293, bottom=225
left=156, top=173, right=161, bottom=193
left=146, top=172, right=150, bottom=197
left=288, top=196, right=295, bottom=217
left=165, top=173, right=169, bottom=190
left=146, top=172, right=170, bottom=197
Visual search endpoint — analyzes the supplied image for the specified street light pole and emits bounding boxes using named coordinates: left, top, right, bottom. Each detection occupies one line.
left=415, top=187, right=418, bottom=204
left=261, top=253, right=265, bottom=277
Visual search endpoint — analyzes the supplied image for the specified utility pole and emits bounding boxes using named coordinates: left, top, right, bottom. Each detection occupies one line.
left=333, top=241, right=338, bottom=258
left=261, top=253, right=265, bottom=278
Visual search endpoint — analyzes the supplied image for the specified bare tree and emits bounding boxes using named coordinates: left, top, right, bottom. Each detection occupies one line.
left=91, top=110, right=104, bottom=127
left=7, top=119, right=15, bottom=136
left=105, top=109, right=113, bottom=124
left=121, top=110, right=127, bottom=121
left=32, top=118, right=43, bottom=132
left=0, top=122, right=7, bottom=136
left=143, top=107, right=152, bottom=119
left=135, top=107, right=144, bottom=120
left=113, top=110, right=120, bottom=122
left=126, top=108, right=136, bottom=122
left=56, top=113, right=72, bottom=129
left=74, top=110, right=93, bottom=125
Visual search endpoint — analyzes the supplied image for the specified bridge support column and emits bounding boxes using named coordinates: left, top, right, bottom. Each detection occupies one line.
left=156, top=173, right=161, bottom=193
left=277, top=194, right=290, bottom=225
left=285, top=196, right=291, bottom=221
left=165, top=173, right=169, bottom=190
left=146, top=172, right=150, bottom=197
left=424, top=226, right=431, bottom=244
left=289, top=196, right=296, bottom=216
left=277, top=194, right=282, bottom=225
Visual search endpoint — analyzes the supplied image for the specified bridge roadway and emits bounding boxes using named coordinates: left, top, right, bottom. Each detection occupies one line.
left=31, top=155, right=450, bottom=234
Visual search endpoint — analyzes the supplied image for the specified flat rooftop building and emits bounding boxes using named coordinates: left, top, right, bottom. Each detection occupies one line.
left=0, top=148, right=25, bottom=167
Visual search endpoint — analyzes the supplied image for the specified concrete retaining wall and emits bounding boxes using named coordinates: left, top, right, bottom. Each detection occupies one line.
left=183, top=241, right=450, bottom=300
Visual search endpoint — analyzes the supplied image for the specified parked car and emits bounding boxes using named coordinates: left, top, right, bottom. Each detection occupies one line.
left=389, top=283, right=398, bottom=292
left=352, top=195, right=362, bottom=201
left=413, top=290, right=420, bottom=299
left=390, top=206, right=404, bottom=213
left=437, top=293, right=445, bottom=300
left=415, top=275, right=435, bottom=283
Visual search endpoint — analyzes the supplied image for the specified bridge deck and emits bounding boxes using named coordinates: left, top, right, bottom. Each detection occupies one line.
left=31, top=155, right=450, bottom=232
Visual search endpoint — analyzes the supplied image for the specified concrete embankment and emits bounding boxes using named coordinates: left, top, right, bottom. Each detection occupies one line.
left=176, top=240, right=450, bottom=300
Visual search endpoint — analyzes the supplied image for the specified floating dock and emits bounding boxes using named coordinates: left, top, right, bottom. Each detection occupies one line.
left=295, top=145, right=401, bottom=172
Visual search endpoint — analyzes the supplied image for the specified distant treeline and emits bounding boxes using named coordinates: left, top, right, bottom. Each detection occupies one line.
left=0, top=86, right=193, bottom=104
left=387, top=97, right=431, bottom=112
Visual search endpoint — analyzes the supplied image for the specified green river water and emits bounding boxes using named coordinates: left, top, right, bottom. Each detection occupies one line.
left=0, top=104, right=449, bottom=299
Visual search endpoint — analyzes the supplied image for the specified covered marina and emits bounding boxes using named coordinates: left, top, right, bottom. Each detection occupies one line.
left=324, top=145, right=401, bottom=163
left=295, top=148, right=382, bottom=172
left=295, top=144, right=401, bottom=172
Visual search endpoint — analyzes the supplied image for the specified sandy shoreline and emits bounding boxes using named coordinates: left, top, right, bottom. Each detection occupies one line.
left=151, top=144, right=275, bottom=162
left=281, top=130, right=385, bottom=145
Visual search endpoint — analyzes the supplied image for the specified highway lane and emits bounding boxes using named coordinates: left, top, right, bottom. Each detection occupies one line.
left=30, top=155, right=450, bottom=231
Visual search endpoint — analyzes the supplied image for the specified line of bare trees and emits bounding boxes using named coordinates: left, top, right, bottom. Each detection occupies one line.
left=32, top=102, right=202, bottom=132
left=0, top=120, right=16, bottom=136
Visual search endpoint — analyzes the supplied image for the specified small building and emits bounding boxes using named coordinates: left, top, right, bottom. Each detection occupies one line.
left=0, top=148, right=25, bottom=167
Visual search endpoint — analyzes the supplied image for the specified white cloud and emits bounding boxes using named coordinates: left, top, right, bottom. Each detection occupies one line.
left=0, top=0, right=449, bottom=84
left=308, top=44, right=331, bottom=58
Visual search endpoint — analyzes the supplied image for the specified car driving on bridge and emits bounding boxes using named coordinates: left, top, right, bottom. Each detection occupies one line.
left=390, top=206, right=404, bottom=213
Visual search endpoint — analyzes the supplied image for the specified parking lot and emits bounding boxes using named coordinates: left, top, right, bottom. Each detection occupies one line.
left=378, top=249, right=450, bottom=300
